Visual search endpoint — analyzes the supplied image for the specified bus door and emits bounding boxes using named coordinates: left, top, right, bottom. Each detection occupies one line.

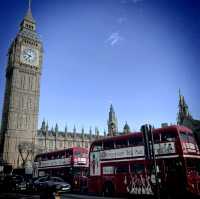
left=73, top=167, right=88, bottom=192
left=165, top=158, right=186, bottom=196
left=186, top=158, right=200, bottom=195
left=114, top=164, right=129, bottom=194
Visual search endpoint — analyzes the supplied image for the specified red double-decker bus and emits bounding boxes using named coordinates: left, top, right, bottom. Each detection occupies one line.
left=33, top=147, right=88, bottom=192
left=88, top=125, right=200, bottom=198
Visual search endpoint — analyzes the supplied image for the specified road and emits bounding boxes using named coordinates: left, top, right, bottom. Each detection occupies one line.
left=0, top=193, right=127, bottom=199
left=62, top=193, right=126, bottom=199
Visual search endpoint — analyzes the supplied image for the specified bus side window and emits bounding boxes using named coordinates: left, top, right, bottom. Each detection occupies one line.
left=129, top=137, right=143, bottom=146
left=61, top=151, right=65, bottom=158
left=161, top=132, right=177, bottom=142
left=188, top=134, right=195, bottom=144
left=180, top=132, right=188, bottom=142
left=103, top=141, right=114, bottom=150
left=115, top=140, right=128, bottom=148
left=130, top=164, right=145, bottom=174
left=115, top=165, right=129, bottom=174
left=153, top=133, right=160, bottom=143
left=91, top=142, right=102, bottom=151
left=36, top=156, right=41, bottom=161
left=42, top=155, right=47, bottom=161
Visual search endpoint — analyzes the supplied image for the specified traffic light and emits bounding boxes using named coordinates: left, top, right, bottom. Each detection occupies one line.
left=141, top=124, right=151, bottom=160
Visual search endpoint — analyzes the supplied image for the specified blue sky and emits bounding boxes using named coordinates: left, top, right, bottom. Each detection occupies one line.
left=0, top=0, right=199, bottom=133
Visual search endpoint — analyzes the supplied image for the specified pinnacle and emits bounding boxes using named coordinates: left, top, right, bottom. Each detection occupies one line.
left=24, top=0, right=35, bottom=23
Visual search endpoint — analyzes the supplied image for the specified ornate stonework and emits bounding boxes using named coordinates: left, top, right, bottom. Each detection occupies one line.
left=0, top=3, right=43, bottom=168
left=35, top=121, right=103, bottom=153
left=107, top=104, right=118, bottom=136
left=177, top=90, right=200, bottom=147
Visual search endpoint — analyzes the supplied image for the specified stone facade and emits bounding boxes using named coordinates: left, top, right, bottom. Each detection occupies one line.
left=107, top=104, right=118, bottom=136
left=177, top=90, right=200, bottom=147
left=0, top=4, right=43, bottom=168
left=35, top=121, right=104, bottom=153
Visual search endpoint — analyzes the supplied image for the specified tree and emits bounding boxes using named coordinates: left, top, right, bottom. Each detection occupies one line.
left=18, top=141, right=34, bottom=168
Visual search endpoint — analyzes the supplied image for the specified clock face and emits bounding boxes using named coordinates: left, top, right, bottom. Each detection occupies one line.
left=21, top=46, right=39, bottom=66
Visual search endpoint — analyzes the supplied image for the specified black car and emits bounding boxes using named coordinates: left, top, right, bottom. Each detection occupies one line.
left=3, top=175, right=27, bottom=192
left=33, top=176, right=71, bottom=193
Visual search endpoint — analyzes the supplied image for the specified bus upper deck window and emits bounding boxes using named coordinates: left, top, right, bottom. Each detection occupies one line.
left=153, top=134, right=160, bottom=143
left=66, top=149, right=73, bottom=157
left=36, top=156, right=41, bottom=161
left=92, top=143, right=102, bottom=151
left=129, top=137, right=143, bottom=146
left=103, top=141, right=114, bottom=150
left=115, top=140, right=128, bottom=148
left=180, top=132, right=188, bottom=142
left=188, top=134, right=196, bottom=144
left=74, top=151, right=81, bottom=157
left=161, top=132, right=176, bottom=142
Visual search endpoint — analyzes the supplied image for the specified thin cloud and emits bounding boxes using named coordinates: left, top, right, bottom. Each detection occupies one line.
left=106, top=32, right=124, bottom=46
left=117, top=17, right=127, bottom=24
left=120, top=0, right=128, bottom=4
left=121, top=0, right=143, bottom=4
left=132, top=0, right=143, bottom=3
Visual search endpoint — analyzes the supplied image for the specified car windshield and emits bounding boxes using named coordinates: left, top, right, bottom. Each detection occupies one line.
left=50, top=177, right=64, bottom=182
left=38, top=177, right=48, bottom=182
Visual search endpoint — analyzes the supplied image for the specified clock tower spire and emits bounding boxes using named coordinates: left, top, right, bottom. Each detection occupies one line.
left=20, top=0, right=36, bottom=31
left=0, top=1, right=43, bottom=168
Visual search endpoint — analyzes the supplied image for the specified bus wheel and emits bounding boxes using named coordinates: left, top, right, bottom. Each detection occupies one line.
left=104, top=182, right=114, bottom=197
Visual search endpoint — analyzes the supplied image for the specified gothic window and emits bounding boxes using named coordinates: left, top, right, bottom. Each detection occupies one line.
left=29, top=98, right=32, bottom=110
left=23, top=75, right=26, bottom=89
left=30, top=76, right=33, bottom=90
left=39, top=139, right=43, bottom=146
left=18, top=116, right=20, bottom=128
left=85, top=142, right=88, bottom=148
left=21, top=96, right=24, bottom=110
left=32, top=76, right=35, bottom=90
left=68, top=142, right=72, bottom=148
left=59, top=141, right=63, bottom=149
left=49, top=140, right=53, bottom=149
left=20, top=75, right=23, bottom=89
left=28, top=76, right=32, bottom=90
left=19, top=115, right=23, bottom=128
left=24, top=96, right=27, bottom=110
left=13, top=113, right=17, bottom=129
left=25, top=115, right=28, bottom=128
left=34, top=76, right=37, bottom=91
left=23, top=115, right=26, bottom=128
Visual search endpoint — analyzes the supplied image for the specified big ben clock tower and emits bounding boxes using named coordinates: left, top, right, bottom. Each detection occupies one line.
left=0, top=1, right=43, bottom=168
